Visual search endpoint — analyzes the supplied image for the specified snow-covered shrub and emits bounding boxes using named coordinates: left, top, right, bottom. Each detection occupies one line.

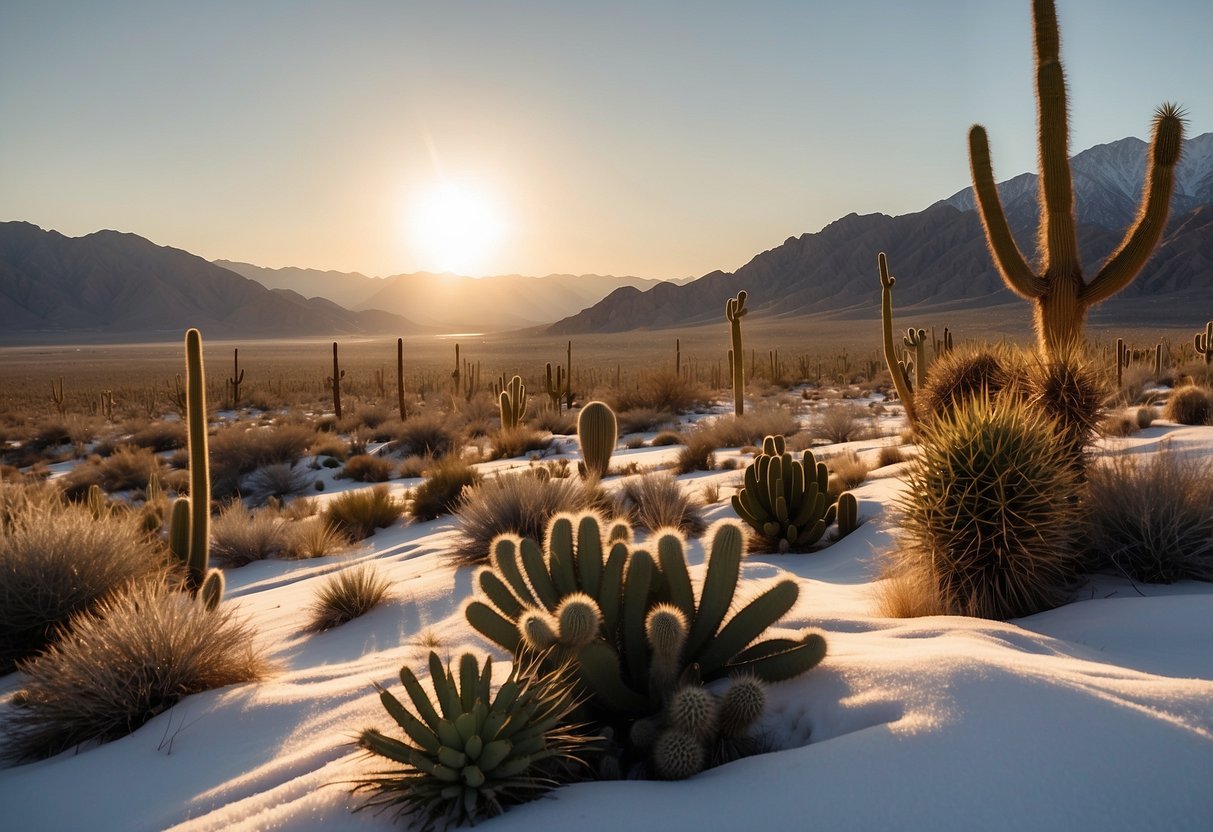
left=306, top=565, right=391, bottom=631
left=322, top=485, right=404, bottom=540
left=3, top=580, right=266, bottom=762
left=208, top=423, right=315, bottom=498
left=1083, top=450, right=1213, bottom=583
left=892, top=394, right=1082, bottom=619
left=0, top=501, right=161, bottom=673
left=355, top=651, right=591, bottom=827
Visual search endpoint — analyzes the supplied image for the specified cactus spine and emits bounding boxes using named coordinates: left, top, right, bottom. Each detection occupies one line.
left=1196, top=321, right=1213, bottom=365
left=967, top=0, right=1184, bottom=358
left=174, top=328, right=223, bottom=610
left=577, top=401, right=617, bottom=480
left=326, top=341, right=345, bottom=420
left=499, top=375, right=528, bottom=430
left=879, top=253, right=919, bottom=426
left=726, top=290, right=748, bottom=416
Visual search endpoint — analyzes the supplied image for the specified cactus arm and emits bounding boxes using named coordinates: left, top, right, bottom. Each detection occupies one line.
left=697, top=580, right=800, bottom=678
left=732, top=632, right=827, bottom=682
left=686, top=523, right=743, bottom=656
left=476, top=569, right=524, bottom=619
left=489, top=536, right=537, bottom=608
left=656, top=532, right=695, bottom=620
left=967, top=129, right=1044, bottom=299
left=545, top=515, right=578, bottom=597
left=1082, top=105, right=1185, bottom=306
left=575, top=514, right=604, bottom=598
left=519, top=538, right=559, bottom=611
left=597, top=542, right=628, bottom=639
left=621, top=550, right=654, bottom=684
left=576, top=642, right=650, bottom=715
left=1032, top=0, right=1080, bottom=279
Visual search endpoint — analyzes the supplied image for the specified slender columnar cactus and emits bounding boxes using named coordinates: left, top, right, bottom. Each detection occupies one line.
left=1196, top=321, right=1213, bottom=365
left=934, top=327, right=954, bottom=358
left=967, top=0, right=1185, bottom=357
left=227, top=347, right=244, bottom=408
left=577, top=401, right=617, bottom=479
left=1116, top=337, right=1130, bottom=388
left=173, top=328, right=223, bottom=610
left=879, top=253, right=919, bottom=426
left=726, top=290, right=748, bottom=416
left=499, top=375, right=528, bottom=430
left=904, top=328, right=929, bottom=389
left=50, top=377, right=66, bottom=417
left=1153, top=344, right=1163, bottom=378
left=326, top=341, right=345, bottom=420
left=731, top=435, right=836, bottom=553
left=396, top=337, right=407, bottom=419
left=675, top=338, right=681, bottom=377
left=834, top=491, right=859, bottom=539
left=564, top=341, right=574, bottom=410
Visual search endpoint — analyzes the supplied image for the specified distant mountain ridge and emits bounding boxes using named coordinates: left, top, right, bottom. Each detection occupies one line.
left=550, top=132, right=1213, bottom=334
left=216, top=261, right=681, bottom=330
left=0, top=223, right=416, bottom=341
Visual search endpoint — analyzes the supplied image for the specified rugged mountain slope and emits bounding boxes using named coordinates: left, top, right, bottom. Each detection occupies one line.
left=0, top=223, right=416, bottom=341
left=550, top=133, right=1213, bottom=334
left=218, top=260, right=675, bottom=330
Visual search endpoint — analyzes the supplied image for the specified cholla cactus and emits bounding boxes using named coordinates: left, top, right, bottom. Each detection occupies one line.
left=356, top=651, right=590, bottom=829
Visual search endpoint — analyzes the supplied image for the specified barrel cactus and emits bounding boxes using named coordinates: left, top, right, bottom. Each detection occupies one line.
left=356, top=651, right=590, bottom=828
left=576, top=401, right=617, bottom=479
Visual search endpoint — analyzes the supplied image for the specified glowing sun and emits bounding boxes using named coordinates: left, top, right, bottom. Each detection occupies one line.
left=406, top=182, right=505, bottom=275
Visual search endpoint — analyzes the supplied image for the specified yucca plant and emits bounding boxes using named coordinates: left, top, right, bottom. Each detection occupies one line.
left=355, top=651, right=591, bottom=829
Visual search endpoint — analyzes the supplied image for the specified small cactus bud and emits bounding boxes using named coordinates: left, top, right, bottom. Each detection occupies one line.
left=666, top=684, right=718, bottom=739
left=719, top=676, right=767, bottom=738
left=555, top=593, right=602, bottom=648
left=652, top=728, right=705, bottom=780
left=519, top=609, right=558, bottom=650
left=645, top=604, right=688, bottom=659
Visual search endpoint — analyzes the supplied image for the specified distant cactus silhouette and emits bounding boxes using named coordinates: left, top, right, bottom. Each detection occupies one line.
left=325, top=342, right=345, bottom=420
left=726, top=290, right=748, bottom=416
left=1196, top=321, right=1212, bottom=365
left=968, top=0, right=1184, bottom=357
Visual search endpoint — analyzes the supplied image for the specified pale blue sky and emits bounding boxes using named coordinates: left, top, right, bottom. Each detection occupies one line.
left=1, top=0, right=1209, bottom=278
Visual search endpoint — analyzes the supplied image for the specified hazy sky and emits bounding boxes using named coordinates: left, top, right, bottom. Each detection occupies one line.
left=2, top=0, right=1210, bottom=279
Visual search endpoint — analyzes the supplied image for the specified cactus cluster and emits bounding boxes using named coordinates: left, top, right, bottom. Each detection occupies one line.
left=170, top=328, right=224, bottom=611
left=576, top=401, right=617, bottom=479
left=465, top=513, right=826, bottom=777
left=356, top=651, right=590, bottom=829
left=499, top=375, right=528, bottom=430
left=731, top=435, right=844, bottom=553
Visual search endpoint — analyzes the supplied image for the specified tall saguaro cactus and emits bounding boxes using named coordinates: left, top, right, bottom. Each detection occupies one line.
left=1196, top=321, right=1213, bottom=365
left=726, top=290, right=748, bottom=416
left=967, top=0, right=1184, bottom=358
left=879, top=253, right=918, bottom=427
left=326, top=342, right=345, bottom=420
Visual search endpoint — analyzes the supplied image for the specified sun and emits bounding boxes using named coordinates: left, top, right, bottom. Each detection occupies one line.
left=405, top=182, right=505, bottom=275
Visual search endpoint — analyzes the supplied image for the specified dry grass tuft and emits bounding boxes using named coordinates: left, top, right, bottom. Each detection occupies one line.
left=341, top=454, right=395, bottom=483
left=306, top=565, right=392, bottom=632
left=3, top=580, right=268, bottom=762
left=210, top=502, right=291, bottom=567
left=409, top=457, right=483, bottom=522
left=284, top=519, right=351, bottom=559
left=810, top=404, right=872, bottom=444
left=490, top=426, right=551, bottom=460
left=613, top=472, right=706, bottom=535
left=452, top=473, right=599, bottom=564
left=1163, top=385, right=1212, bottom=425
left=323, top=485, right=405, bottom=540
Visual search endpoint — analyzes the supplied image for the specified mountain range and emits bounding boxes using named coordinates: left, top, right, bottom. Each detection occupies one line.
left=2, top=132, right=1209, bottom=343
left=549, top=132, right=1213, bottom=333
left=213, top=262, right=679, bottom=331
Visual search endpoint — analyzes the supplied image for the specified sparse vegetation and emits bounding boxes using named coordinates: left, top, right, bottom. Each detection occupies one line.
left=323, top=485, right=405, bottom=540
left=452, top=473, right=599, bottom=563
left=307, top=565, right=391, bottom=631
left=613, top=471, right=705, bottom=535
left=409, top=456, right=483, bottom=521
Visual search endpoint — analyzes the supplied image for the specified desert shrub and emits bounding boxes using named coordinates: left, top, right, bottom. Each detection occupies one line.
left=309, top=434, right=350, bottom=462
left=456, top=391, right=500, bottom=438
left=1135, top=406, right=1156, bottom=429
left=341, top=454, right=395, bottom=483
left=279, top=496, right=318, bottom=521
left=284, top=519, right=351, bottom=559
left=245, top=462, right=314, bottom=505
left=826, top=450, right=870, bottom=494
left=917, top=348, right=1014, bottom=424
left=615, top=406, right=678, bottom=435
left=610, top=371, right=710, bottom=415
left=391, top=411, right=458, bottom=458
left=0, top=502, right=162, bottom=673
left=1082, top=451, right=1213, bottom=583
left=876, top=444, right=906, bottom=468
left=650, top=429, right=685, bottom=447
left=28, top=419, right=73, bottom=451
left=323, top=485, right=405, bottom=540
left=1110, top=365, right=1160, bottom=407
left=210, top=423, right=315, bottom=497
left=347, top=427, right=372, bottom=457
left=355, top=651, right=590, bottom=827
left=490, top=426, right=551, bottom=460
left=673, top=430, right=718, bottom=474
left=350, top=405, right=392, bottom=431
left=307, top=565, right=391, bottom=631
left=2, top=580, right=267, bottom=762
left=613, top=472, right=705, bottom=535
left=892, top=395, right=1082, bottom=619
left=703, top=407, right=801, bottom=448
left=409, top=457, right=483, bottom=521
left=127, top=420, right=186, bottom=452
left=397, top=454, right=431, bottom=479
left=1100, top=412, right=1137, bottom=438
left=530, top=406, right=577, bottom=435
left=96, top=445, right=165, bottom=493
left=810, top=404, right=871, bottom=444
left=1163, top=385, right=1212, bottom=425
left=873, top=564, right=946, bottom=619
left=210, top=502, right=291, bottom=567
left=452, top=473, right=597, bottom=563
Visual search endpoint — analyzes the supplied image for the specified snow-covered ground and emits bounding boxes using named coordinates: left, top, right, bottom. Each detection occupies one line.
left=2, top=407, right=1210, bottom=832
